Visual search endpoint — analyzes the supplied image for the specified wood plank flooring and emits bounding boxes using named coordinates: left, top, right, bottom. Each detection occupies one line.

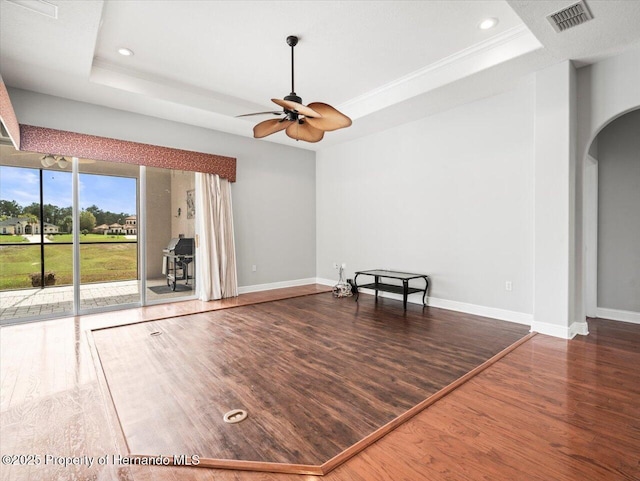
left=1, top=286, right=638, bottom=481
left=90, top=292, right=530, bottom=469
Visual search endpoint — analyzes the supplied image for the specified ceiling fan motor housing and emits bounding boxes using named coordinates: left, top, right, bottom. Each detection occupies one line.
left=283, top=94, right=303, bottom=120
left=284, top=94, right=302, bottom=104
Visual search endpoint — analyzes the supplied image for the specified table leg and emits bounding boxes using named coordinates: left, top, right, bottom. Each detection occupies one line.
left=422, top=276, right=429, bottom=307
left=403, top=280, right=408, bottom=310
left=375, top=276, right=379, bottom=302
left=354, top=273, right=360, bottom=302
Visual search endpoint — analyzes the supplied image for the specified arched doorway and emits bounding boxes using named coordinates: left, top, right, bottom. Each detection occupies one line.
left=25, top=224, right=33, bottom=235
left=583, top=108, right=640, bottom=323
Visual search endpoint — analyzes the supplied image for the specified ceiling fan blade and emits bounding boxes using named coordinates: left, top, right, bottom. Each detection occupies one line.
left=236, top=111, right=283, bottom=118
left=285, top=120, right=324, bottom=143
left=253, top=119, right=290, bottom=139
left=272, top=98, right=321, bottom=118
left=304, top=103, right=352, bottom=131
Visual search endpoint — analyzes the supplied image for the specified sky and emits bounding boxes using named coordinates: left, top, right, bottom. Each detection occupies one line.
left=0, top=166, right=137, bottom=215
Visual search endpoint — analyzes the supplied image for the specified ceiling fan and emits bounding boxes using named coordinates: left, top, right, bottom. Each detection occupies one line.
left=238, top=36, right=352, bottom=143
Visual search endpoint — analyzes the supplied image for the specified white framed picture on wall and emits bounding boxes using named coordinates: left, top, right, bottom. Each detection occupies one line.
left=186, top=189, right=195, bottom=219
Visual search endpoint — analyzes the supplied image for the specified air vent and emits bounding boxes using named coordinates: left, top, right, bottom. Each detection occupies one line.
left=547, top=0, right=593, bottom=32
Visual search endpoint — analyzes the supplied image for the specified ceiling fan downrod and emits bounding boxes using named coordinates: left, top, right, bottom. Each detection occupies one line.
left=285, top=35, right=302, bottom=105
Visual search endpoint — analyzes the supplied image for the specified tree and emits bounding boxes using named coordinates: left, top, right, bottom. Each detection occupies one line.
left=85, top=205, right=105, bottom=225
left=22, top=213, right=38, bottom=223
left=79, top=210, right=96, bottom=233
left=0, top=200, right=22, bottom=218
left=21, top=202, right=41, bottom=217
left=61, top=215, right=73, bottom=234
left=56, top=206, right=72, bottom=229
left=42, top=203, right=68, bottom=227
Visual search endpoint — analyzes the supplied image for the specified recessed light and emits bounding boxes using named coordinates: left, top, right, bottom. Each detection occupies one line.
left=479, top=17, right=499, bottom=30
left=117, top=47, right=134, bottom=57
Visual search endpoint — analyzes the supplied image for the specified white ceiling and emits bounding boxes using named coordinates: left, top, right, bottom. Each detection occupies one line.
left=1, top=0, right=640, bottom=152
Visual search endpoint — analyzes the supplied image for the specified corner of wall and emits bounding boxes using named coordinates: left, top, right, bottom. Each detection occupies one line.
left=530, top=319, right=589, bottom=339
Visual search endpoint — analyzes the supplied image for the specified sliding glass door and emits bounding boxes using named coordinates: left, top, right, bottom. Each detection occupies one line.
left=0, top=148, right=74, bottom=321
left=78, top=159, right=140, bottom=312
left=1, top=144, right=197, bottom=324
left=145, top=167, right=196, bottom=302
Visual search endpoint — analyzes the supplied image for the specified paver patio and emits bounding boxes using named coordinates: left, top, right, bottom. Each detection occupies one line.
left=0, top=279, right=192, bottom=321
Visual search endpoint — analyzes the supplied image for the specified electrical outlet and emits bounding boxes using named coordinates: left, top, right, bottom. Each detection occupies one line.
left=505, top=281, right=512, bottom=291
left=333, top=262, right=338, bottom=269
left=252, top=265, right=257, bottom=272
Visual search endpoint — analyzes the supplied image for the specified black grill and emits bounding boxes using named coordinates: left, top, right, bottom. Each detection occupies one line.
left=163, top=238, right=194, bottom=291
left=164, top=237, right=194, bottom=256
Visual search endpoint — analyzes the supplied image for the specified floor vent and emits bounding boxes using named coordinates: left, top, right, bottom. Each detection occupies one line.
left=547, top=0, right=593, bottom=32
left=223, top=409, right=248, bottom=424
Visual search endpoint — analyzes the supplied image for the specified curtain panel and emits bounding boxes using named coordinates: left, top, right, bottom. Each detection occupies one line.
left=195, top=172, right=238, bottom=300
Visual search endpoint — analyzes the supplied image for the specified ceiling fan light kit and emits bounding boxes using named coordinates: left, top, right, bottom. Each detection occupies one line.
left=41, top=154, right=70, bottom=168
left=241, top=35, right=352, bottom=143
left=40, top=154, right=57, bottom=167
left=39, top=155, right=94, bottom=168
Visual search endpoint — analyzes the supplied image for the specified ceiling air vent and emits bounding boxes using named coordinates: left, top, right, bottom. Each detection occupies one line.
left=547, top=0, right=593, bottom=32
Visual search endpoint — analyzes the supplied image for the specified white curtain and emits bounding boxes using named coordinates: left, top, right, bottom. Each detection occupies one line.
left=195, top=172, right=238, bottom=300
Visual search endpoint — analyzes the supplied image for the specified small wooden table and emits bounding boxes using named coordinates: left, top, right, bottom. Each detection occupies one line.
left=354, top=269, right=430, bottom=310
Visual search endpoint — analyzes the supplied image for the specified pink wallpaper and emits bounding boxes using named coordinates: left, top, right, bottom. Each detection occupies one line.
left=19, top=124, right=236, bottom=182
left=0, top=80, right=21, bottom=149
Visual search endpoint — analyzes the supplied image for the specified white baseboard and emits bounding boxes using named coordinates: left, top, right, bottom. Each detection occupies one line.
left=426, top=296, right=532, bottom=326
left=529, top=320, right=590, bottom=339
left=571, top=321, right=590, bottom=336
left=238, top=277, right=317, bottom=294
left=595, top=307, right=640, bottom=324
left=351, top=287, right=532, bottom=326
left=316, top=277, right=336, bottom=287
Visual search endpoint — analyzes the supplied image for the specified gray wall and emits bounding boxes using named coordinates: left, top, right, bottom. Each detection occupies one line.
left=316, top=78, right=535, bottom=315
left=597, top=109, right=640, bottom=312
left=8, top=88, right=316, bottom=288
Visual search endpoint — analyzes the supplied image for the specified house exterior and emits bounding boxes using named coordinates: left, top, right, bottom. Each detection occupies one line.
left=107, top=223, right=124, bottom=234
left=0, top=217, right=59, bottom=235
left=124, top=215, right=137, bottom=235
left=93, top=223, right=110, bottom=234
left=94, top=216, right=135, bottom=235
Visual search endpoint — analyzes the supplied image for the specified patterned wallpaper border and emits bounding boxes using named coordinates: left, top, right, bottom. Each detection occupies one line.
left=19, top=124, right=236, bottom=182
left=0, top=80, right=21, bottom=149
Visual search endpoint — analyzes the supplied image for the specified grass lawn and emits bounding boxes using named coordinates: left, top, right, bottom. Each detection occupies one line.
left=50, top=233, right=136, bottom=243
left=0, top=235, right=29, bottom=244
left=0, top=243, right=138, bottom=290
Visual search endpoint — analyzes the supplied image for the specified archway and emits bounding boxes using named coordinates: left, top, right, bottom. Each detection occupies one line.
left=583, top=108, right=640, bottom=323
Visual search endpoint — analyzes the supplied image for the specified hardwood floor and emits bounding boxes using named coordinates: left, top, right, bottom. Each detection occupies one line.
left=1, top=287, right=638, bottom=481
left=90, top=293, right=529, bottom=472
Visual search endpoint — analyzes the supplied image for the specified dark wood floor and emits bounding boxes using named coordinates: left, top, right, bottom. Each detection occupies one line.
left=1, top=286, right=638, bottom=481
left=91, top=292, right=529, bottom=469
